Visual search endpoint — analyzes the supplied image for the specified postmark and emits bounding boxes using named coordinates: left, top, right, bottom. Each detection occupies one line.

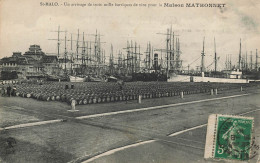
left=204, top=114, right=256, bottom=161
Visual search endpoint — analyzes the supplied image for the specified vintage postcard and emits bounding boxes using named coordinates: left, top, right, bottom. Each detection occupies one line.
left=204, top=114, right=256, bottom=161
left=0, top=0, right=259, bottom=162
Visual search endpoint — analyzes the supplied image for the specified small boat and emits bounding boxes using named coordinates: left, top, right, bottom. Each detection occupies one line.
left=69, top=76, right=86, bottom=82
left=88, top=76, right=103, bottom=82
left=107, top=76, right=118, bottom=82
left=46, top=74, right=69, bottom=81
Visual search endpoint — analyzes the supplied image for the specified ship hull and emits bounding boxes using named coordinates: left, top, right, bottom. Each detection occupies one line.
left=69, top=76, right=85, bottom=82
left=168, top=74, right=249, bottom=83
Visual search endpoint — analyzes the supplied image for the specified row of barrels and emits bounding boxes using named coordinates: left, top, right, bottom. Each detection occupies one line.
left=18, top=81, right=242, bottom=92
left=13, top=82, right=255, bottom=105
left=15, top=88, right=211, bottom=105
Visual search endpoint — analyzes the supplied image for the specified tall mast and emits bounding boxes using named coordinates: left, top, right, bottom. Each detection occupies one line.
left=48, top=26, right=67, bottom=71
left=175, top=37, right=181, bottom=70
left=76, top=29, right=79, bottom=60
left=201, top=37, right=205, bottom=73
left=225, top=54, right=228, bottom=70
left=127, top=41, right=130, bottom=74
left=149, top=42, right=151, bottom=70
left=131, top=40, right=134, bottom=74
left=238, top=39, right=242, bottom=70
left=86, top=41, right=89, bottom=65
left=250, top=51, right=253, bottom=70
left=166, top=29, right=169, bottom=73
left=246, top=51, right=248, bottom=71
left=135, top=42, right=137, bottom=72
left=103, top=49, right=106, bottom=64
left=70, top=33, right=73, bottom=74
left=175, top=37, right=178, bottom=69
left=152, top=46, right=154, bottom=70
left=98, top=33, right=101, bottom=74
left=82, top=32, right=85, bottom=65
left=70, top=34, right=73, bottom=51
left=89, top=42, right=92, bottom=65
left=118, top=50, right=121, bottom=68
left=169, top=27, right=172, bottom=70
left=110, top=44, right=113, bottom=74
left=256, top=49, right=258, bottom=71
left=229, top=54, right=232, bottom=70
left=214, top=37, right=217, bottom=72
left=94, top=30, right=97, bottom=61
left=178, top=38, right=181, bottom=70
left=58, top=26, right=60, bottom=60
left=145, top=43, right=148, bottom=69
left=64, top=31, right=67, bottom=73
left=138, top=45, right=141, bottom=71
left=172, top=32, right=175, bottom=70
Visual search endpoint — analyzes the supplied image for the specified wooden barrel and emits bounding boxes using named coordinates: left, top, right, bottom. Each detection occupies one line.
left=37, top=94, right=42, bottom=100
left=46, top=96, right=50, bottom=101
left=88, top=97, right=93, bottom=104
left=102, top=96, right=106, bottom=103
left=83, top=98, right=88, bottom=105
left=93, top=96, right=97, bottom=104
left=97, top=96, right=102, bottom=103
left=56, top=95, right=60, bottom=101
left=106, top=96, right=110, bottom=102
left=78, top=98, right=83, bottom=105
left=51, top=95, right=56, bottom=101
left=61, top=95, right=66, bottom=102
left=119, top=95, right=123, bottom=101
left=42, top=95, right=47, bottom=101
left=110, top=95, right=114, bottom=102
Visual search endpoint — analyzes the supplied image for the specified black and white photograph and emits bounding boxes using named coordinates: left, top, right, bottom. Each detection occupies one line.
left=0, top=0, right=260, bottom=162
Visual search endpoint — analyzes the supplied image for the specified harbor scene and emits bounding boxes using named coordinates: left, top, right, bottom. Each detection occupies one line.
left=0, top=0, right=259, bottom=162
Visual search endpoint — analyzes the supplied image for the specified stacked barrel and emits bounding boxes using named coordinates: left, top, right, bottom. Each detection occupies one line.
left=13, top=81, right=254, bottom=105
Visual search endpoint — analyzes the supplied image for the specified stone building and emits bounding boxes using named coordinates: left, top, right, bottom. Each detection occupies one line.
left=0, top=45, right=59, bottom=80
left=24, top=45, right=46, bottom=60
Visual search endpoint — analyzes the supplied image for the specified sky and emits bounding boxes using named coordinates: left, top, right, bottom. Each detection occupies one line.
left=0, top=0, right=259, bottom=70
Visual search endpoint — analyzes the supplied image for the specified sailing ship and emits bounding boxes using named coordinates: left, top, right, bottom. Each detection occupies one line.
left=168, top=38, right=252, bottom=83
left=49, top=26, right=106, bottom=82
left=46, top=26, right=258, bottom=83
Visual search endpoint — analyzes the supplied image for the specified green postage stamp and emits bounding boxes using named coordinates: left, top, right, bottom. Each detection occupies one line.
left=204, top=114, right=255, bottom=161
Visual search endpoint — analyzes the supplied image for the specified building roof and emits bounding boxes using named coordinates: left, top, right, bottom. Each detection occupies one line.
left=24, top=44, right=46, bottom=56
left=59, top=58, right=73, bottom=63
left=12, top=52, right=22, bottom=58
left=1, top=57, right=18, bottom=64
left=41, top=55, right=58, bottom=63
